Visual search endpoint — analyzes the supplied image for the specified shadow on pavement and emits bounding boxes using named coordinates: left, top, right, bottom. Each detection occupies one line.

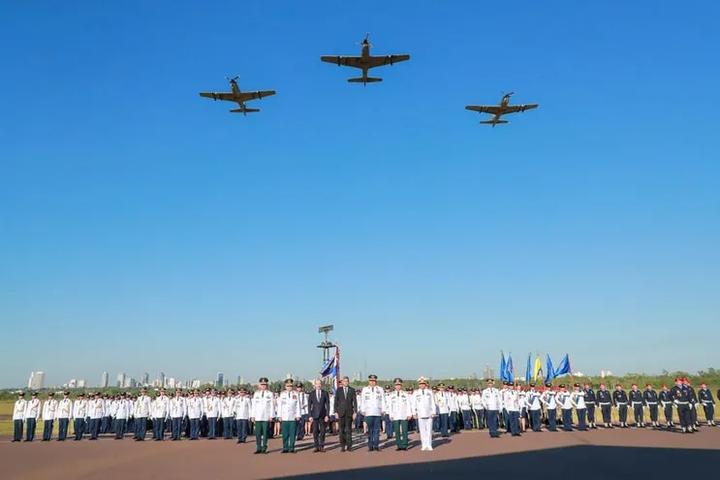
left=281, top=445, right=720, bottom=479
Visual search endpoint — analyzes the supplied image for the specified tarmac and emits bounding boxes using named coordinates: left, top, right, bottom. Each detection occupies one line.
left=1, top=427, right=718, bottom=479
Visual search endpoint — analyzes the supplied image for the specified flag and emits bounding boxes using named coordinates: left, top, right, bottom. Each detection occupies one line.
left=506, top=353, right=515, bottom=383
left=525, top=353, right=532, bottom=384
left=500, top=351, right=507, bottom=382
left=544, top=354, right=555, bottom=383
left=319, top=347, right=340, bottom=393
left=533, top=355, right=543, bottom=382
left=554, top=353, right=571, bottom=378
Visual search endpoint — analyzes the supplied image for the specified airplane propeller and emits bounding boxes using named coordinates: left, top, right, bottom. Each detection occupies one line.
left=226, top=75, right=239, bottom=82
left=356, top=33, right=372, bottom=47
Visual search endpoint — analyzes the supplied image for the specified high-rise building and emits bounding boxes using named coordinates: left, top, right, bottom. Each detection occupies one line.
left=216, top=372, right=224, bottom=388
left=117, top=372, right=126, bottom=388
left=28, top=371, right=45, bottom=389
left=100, top=372, right=109, bottom=388
left=167, top=377, right=176, bottom=389
left=190, top=379, right=201, bottom=389
left=77, top=379, right=86, bottom=388
left=483, top=365, right=495, bottom=380
left=142, top=372, right=150, bottom=386
left=160, top=372, right=166, bottom=388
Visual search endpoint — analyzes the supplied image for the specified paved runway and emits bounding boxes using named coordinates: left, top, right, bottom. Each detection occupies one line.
left=2, top=428, right=719, bottom=479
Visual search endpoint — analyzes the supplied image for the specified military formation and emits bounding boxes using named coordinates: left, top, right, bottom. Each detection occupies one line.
left=11, top=375, right=716, bottom=452
left=198, top=34, right=538, bottom=125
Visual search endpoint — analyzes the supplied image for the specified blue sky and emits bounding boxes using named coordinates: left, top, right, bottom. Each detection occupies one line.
left=1, top=1, right=719, bottom=387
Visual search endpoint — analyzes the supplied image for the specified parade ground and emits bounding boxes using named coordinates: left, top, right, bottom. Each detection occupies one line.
left=1, top=428, right=718, bottom=480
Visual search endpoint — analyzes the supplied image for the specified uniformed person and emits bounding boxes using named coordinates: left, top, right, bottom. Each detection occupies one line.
left=41, top=392, right=58, bottom=441
left=659, top=384, right=674, bottom=428
left=24, top=392, right=41, bottom=441
left=612, top=384, right=629, bottom=428
left=698, top=383, right=716, bottom=426
left=597, top=384, right=613, bottom=428
left=72, top=393, right=87, bottom=440
left=277, top=379, right=301, bottom=453
left=382, top=385, right=394, bottom=440
left=233, top=388, right=252, bottom=443
left=557, top=385, right=574, bottom=431
left=683, top=378, right=700, bottom=429
left=203, top=390, right=221, bottom=439
left=526, top=384, right=542, bottom=432
left=295, top=383, right=308, bottom=441
left=583, top=383, right=597, bottom=429
left=481, top=379, right=502, bottom=438
left=643, top=384, right=660, bottom=428
left=168, top=389, right=186, bottom=441
left=221, top=389, right=236, bottom=440
left=114, top=393, right=131, bottom=439
left=412, top=377, right=436, bottom=450
left=540, top=383, right=558, bottom=432
left=152, top=389, right=169, bottom=440
left=12, top=392, right=27, bottom=442
left=670, top=377, right=693, bottom=433
left=53, top=391, right=71, bottom=441
left=251, top=377, right=274, bottom=453
left=187, top=390, right=203, bottom=440
left=88, top=392, right=105, bottom=440
left=359, top=374, right=385, bottom=451
left=628, top=384, right=645, bottom=428
left=503, top=383, right=521, bottom=436
left=570, top=383, right=587, bottom=431
left=434, top=383, right=450, bottom=437
left=387, top=378, right=412, bottom=450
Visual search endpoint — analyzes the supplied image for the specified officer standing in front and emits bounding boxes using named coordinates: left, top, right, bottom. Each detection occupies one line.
left=277, top=378, right=301, bottom=453
left=251, top=377, right=274, bottom=454
left=412, top=377, right=436, bottom=450
left=359, top=374, right=385, bottom=451
left=481, top=378, right=502, bottom=438
left=12, top=392, right=27, bottom=442
left=387, top=378, right=412, bottom=450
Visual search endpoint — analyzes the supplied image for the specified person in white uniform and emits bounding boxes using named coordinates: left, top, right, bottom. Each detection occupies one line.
left=12, top=392, right=27, bottom=442
left=412, top=377, right=436, bottom=451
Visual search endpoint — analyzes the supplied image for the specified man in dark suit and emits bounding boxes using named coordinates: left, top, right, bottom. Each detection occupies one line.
left=334, top=375, right=357, bottom=452
left=308, top=379, right=330, bottom=452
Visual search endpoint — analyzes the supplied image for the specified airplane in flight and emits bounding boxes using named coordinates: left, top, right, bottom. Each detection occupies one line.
left=321, top=34, right=410, bottom=85
left=199, top=76, right=276, bottom=115
left=465, top=92, right=538, bottom=126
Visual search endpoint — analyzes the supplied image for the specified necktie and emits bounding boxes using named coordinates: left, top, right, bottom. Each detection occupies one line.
left=317, top=391, right=320, bottom=402
left=344, top=387, right=347, bottom=397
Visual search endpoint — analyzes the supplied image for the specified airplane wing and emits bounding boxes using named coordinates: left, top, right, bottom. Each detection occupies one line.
left=367, top=54, right=411, bottom=68
left=320, top=56, right=364, bottom=68
left=199, top=92, right=235, bottom=101
left=238, top=90, right=276, bottom=102
left=502, top=104, right=539, bottom=114
left=465, top=105, right=501, bottom=114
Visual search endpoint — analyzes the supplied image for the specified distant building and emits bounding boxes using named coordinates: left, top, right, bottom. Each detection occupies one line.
left=600, top=370, right=614, bottom=378
left=191, top=379, right=201, bottom=389
left=100, top=372, right=109, bottom=388
left=77, top=379, right=86, bottom=388
left=483, top=365, right=495, bottom=380
left=28, top=371, right=45, bottom=389
left=68, top=379, right=77, bottom=388
left=236, top=376, right=242, bottom=386
left=142, top=372, right=150, bottom=386
left=160, top=372, right=166, bottom=388
left=117, top=372, right=126, bottom=388
left=216, top=372, right=224, bottom=388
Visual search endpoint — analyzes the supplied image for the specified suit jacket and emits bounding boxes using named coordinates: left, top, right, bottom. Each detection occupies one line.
left=334, top=386, right=357, bottom=417
left=308, top=389, right=330, bottom=420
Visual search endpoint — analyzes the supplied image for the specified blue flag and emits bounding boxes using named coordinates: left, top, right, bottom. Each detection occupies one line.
left=506, top=354, right=514, bottom=383
left=554, top=353, right=571, bottom=378
left=525, top=353, right=532, bottom=384
left=544, top=354, right=555, bottom=383
left=500, top=351, right=507, bottom=382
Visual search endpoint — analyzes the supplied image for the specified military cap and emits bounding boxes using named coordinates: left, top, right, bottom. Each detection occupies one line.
left=18, top=391, right=25, bottom=396
left=384, top=385, right=391, bottom=390
left=393, top=377, right=403, bottom=385
left=48, top=392, right=54, bottom=396
left=64, top=391, right=70, bottom=395
left=544, top=382, right=552, bottom=388
left=294, top=382, right=303, bottom=388
left=368, top=374, right=378, bottom=380
left=78, top=393, right=85, bottom=397
left=258, top=377, right=269, bottom=384
left=448, top=385, right=455, bottom=390
left=406, top=386, right=414, bottom=391
left=573, top=383, right=580, bottom=388
left=645, top=384, right=653, bottom=387
left=437, top=383, right=445, bottom=388
left=529, top=383, right=536, bottom=387
left=417, top=376, right=428, bottom=385
left=486, top=378, right=495, bottom=383
left=284, top=378, right=294, bottom=385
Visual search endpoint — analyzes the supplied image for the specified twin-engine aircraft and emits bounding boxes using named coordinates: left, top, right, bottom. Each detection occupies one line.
left=465, top=92, right=538, bottom=126
left=320, top=34, right=410, bottom=85
left=198, top=76, right=276, bottom=115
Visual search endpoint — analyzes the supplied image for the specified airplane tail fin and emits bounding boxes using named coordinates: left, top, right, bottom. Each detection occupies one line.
left=480, top=119, right=508, bottom=125
left=348, top=77, right=382, bottom=84
left=230, top=107, right=259, bottom=114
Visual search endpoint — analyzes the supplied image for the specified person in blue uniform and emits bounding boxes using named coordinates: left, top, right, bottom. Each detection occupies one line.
left=670, top=377, right=693, bottom=433
left=643, top=384, right=660, bottom=428
left=597, top=383, right=613, bottom=428
left=612, top=384, right=629, bottom=428
left=583, top=383, right=597, bottom=429
left=683, top=378, right=700, bottom=429
left=628, top=384, right=645, bottom=428
left=659, top=385, right=674, bottom=428
left=698, top=382, right=716, bottom=427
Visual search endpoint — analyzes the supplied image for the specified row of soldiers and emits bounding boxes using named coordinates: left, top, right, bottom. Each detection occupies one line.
left=11, top=376, right=717, bottom=448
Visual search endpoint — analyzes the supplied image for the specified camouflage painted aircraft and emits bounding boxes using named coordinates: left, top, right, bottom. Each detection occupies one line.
left=199, top=76, right=276, bottom=115
left=465, top=92, right=538, bottom=126
left=321, top=34, right=410, bottom=85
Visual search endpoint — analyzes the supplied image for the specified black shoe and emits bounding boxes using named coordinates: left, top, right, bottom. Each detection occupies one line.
left=314, top=447, right=320, bottom=452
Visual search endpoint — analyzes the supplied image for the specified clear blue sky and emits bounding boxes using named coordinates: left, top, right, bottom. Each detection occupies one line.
left=1, top=1, right=719, bottom=388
